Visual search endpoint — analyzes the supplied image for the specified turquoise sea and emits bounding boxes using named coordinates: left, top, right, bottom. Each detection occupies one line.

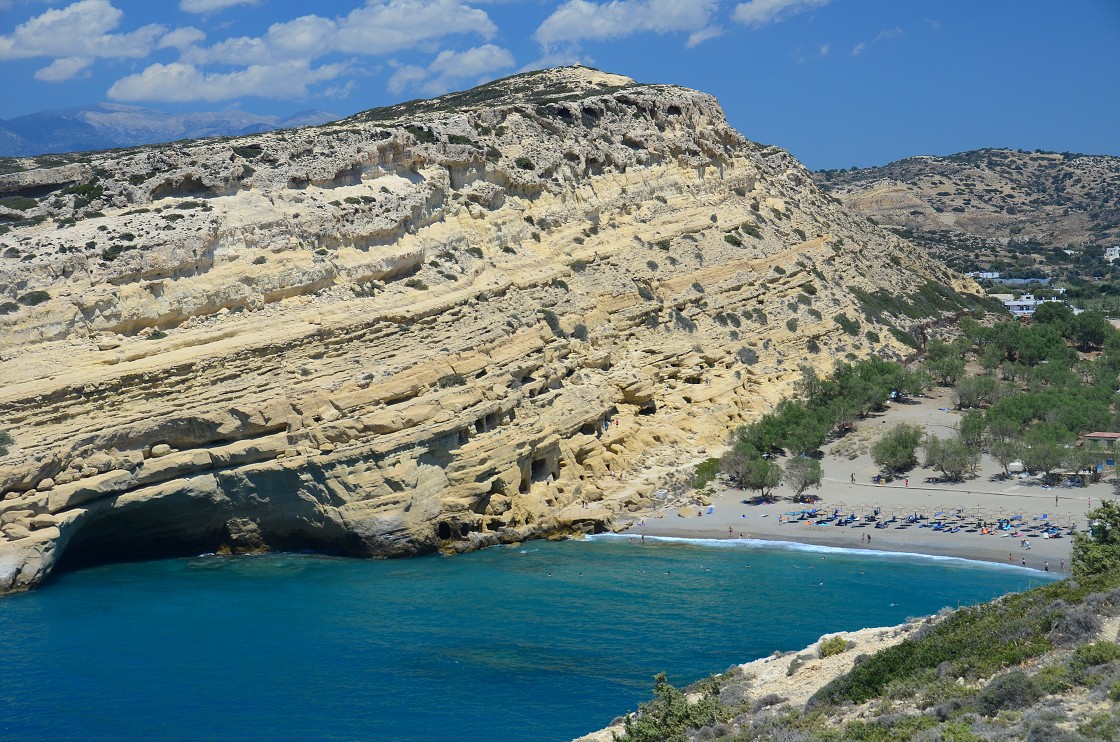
left=0, top=536, right=1056, bottom=742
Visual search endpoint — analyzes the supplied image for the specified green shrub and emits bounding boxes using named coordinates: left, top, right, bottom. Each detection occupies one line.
left=1070, top=641, right=1120, bottom=672
left=0, top=429, right=12, bottom=456
left=0, top=301, right=18, bottom=315
left=865, top=330, right=881, bottom=344
left=515, top=156, right=535, bottom=170
left=232, top=144, right=262, bottom=159
left=17, top=290, right=49, bottom=306
left=836, top=313, right=861, bottom=335
left=148, top=329, right=167, bottom=340
left=617, top=673, right=726, bottom=742
left=724, top=234, right=743, bottom=247
left=975, top=671, right=1041, bottom=716
left=501, top=245, right=516, bottom=254
left=807, top=338, right=821, bottom=353
left=437, top=373, right=466, bottom=388
left=773, top=266, right=786, bottom=275
left=101, top=243, right=137, bottom=262
left=405, top=125, right=437, bottom=143
left=819, top=636, right=847, bottom=658
left=252, top=255, right=267, bottom=265
left=0, top=196, right=38, bottom=211
left=692, top=458, right=721, bottom=489
left=404, top=278, right=428, bottom=290
left=466, top=246, right=484, bottom=259
left=572, top=323, right=589, bottom=341
left=786, top=318, right=798, bottom=332
left=890, top=326, right=919, bottom=348
left=1035, top=664, right=1072, bottom=694
left=637, top=284, right=655, bottom=301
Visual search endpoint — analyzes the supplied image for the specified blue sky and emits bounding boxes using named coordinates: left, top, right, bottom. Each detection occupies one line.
left=1, top=0, right=1118, bottom=169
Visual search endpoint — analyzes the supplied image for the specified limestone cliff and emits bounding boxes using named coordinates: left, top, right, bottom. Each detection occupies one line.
left=0, top=66, right=981, bottom=593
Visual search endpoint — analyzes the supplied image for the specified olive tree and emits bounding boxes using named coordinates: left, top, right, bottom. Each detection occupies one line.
left=784, top=457, right=823, bottom=502
left=871, top=423, right=923, bottom=473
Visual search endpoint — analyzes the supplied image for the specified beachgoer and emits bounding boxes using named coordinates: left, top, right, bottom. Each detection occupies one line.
left=850, top=473, right=855, bottom=484
left=1060, top=559, right=1065, bottom=571
left=1044, top=562, right=1049, bottom=572
left=1055, top=493, right=1059, bottom=506
left=1022, top=558, right=1026, bottom=567
left=860, top=533, right=865, bottom=544
left=1008, top=553, right=1013, bottom=562
left=867, top=534, right=871, bottom=544
left=905, top=478, right=909, bottom=487
left=640, top=534, right=645, bottom=544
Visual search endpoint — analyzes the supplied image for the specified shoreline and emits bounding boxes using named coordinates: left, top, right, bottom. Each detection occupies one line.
left=615, top=388, right=1102, bottom=574
left=588, top=532, right=1054, bottom=576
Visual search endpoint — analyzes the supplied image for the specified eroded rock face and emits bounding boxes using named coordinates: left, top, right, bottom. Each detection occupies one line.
left=0, top=67, right=979, bottom=593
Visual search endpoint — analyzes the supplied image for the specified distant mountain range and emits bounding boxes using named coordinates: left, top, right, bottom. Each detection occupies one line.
left=0, top=103, right=339, bottom=157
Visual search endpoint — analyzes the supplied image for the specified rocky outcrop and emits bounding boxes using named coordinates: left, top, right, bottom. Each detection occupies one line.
left=0, top=66, right=981, bottom=593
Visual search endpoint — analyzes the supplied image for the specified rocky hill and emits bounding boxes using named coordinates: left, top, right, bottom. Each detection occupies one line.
left=0, top=66, right=984, bottom=594
left=815, top=149, right=1120, bottom=272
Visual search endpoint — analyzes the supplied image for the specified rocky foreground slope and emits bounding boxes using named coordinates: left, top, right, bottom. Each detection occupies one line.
left=0, top=66, right=981, bottom=593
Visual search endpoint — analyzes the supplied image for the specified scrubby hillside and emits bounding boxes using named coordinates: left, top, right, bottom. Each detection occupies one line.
left=0, top=66, right=985, bottom=594
left=816, top=149, right=1120, bottom=273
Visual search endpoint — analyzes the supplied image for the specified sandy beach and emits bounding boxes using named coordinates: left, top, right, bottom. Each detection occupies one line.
left=624, top=387, right=1112, bottom=574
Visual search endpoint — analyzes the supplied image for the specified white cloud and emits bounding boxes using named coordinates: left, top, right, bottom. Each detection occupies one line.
left=33, top=55, right=92, bottom=81
left=159, top=27, right=206, bottom=50
left=389, top=43, right=514, bottom=95
left=387, top=63, right=429, bottom=94
left=535, top=0, right=717, bottom=47
left=732, top=0, right=830, bottom=29
left=818, top=42, right=829, bottom=56
left=107, top=59, right=345, bottom=102
left=0, top=0, right=165, bottom=61
left=686, top=26, right=724, bottom=48
left=335, top=0, right=497, bottom=55
left=184, top=0, right=498, bottom=65
left=179, top=0, right=258, bottom=13
left=851, top=41, right=865, bottom=56
left=874, top=26, right=904, bottom=42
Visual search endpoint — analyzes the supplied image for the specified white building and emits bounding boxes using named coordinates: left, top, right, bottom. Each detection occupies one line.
left=1003, top=294, right=1065, bottom=318
left=1105, top=247, right=1120, bottom=263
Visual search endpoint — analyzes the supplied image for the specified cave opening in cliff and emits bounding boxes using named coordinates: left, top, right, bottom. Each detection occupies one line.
left=53, top=508, right=230, bottom=575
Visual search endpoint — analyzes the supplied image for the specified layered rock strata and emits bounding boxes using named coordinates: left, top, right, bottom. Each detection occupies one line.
left=0, top=67, right=977, bottom=593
